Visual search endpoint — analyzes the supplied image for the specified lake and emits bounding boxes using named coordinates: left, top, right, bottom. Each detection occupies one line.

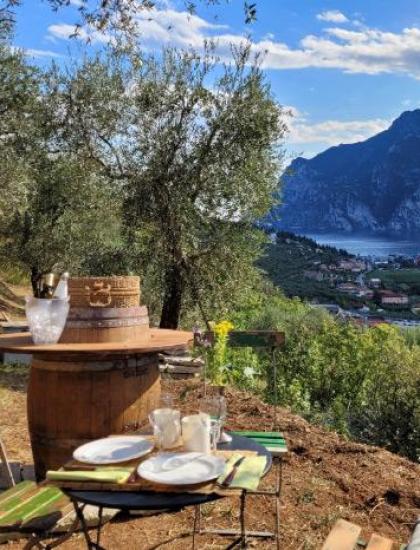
left=304, top=234, right=420, bottom=258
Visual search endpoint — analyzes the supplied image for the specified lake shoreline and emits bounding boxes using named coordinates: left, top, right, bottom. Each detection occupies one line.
left=302, top=233, right=420, bottom=259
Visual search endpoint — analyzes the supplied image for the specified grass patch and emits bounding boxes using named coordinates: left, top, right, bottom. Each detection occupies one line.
left=0, top=262, right=29, bottom=286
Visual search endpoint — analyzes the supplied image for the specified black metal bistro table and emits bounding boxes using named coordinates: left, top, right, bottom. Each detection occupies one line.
left=66, top=433, right=272, bottom=550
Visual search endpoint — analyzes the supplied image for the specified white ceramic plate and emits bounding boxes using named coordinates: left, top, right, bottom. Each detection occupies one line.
left=138, top=452, right=226, bottom=486
left=73, top=436, right=154, bottom=465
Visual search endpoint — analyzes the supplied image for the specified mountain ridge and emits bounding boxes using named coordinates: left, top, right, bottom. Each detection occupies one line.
left=269, top=109, right=420, bottom=237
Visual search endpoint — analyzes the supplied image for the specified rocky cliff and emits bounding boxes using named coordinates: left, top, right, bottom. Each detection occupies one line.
left=269, top=110, right=420, bottom=237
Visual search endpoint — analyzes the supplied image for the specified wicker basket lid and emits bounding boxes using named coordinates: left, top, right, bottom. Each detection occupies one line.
left=68, top=276, right=140, bottom=308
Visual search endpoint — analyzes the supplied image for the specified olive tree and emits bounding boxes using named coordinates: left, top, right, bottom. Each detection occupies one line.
left=1, top=0, right=258, bottom=39
left=0, top=44, right=40, bottom=236
left=47, top=45, right=286, bottom=328
left=0, top=44, right=124, bottom=290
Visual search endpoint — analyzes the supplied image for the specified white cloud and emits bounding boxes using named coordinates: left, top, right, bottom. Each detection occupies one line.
left=133, top=8, right=228, bottom=47
left=12, top=46, right=62, bottom=58
left=316, top=10, right=349, bottom=24
left=47, top=7, right=420, bottom=79
left=48, top=23, right=110, bottom=44
left=48, top=8, right=226, bottom=47
left=26, top=48, right=62, bottom=58
left=287, top=115, right=390, bottom=147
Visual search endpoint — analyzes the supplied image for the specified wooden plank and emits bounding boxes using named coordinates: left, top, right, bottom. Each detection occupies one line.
left=0, top=487, right=63, bottom=528
left=228, top=331, right=285, bottom=349
left=231, top=431, right=284, bottom=439
left=322, top=519, right=362, bottom=550
left=366, top=534, right=394, bottom=550
left=158, top=354, right=204, bottom=367
left=243, top=438, right=287, bottom=446
left=0, top=482, right=38, bottom=515
left=0, top=311, right=10, bottom=322
left=159, top=365, right=203, bottom=374
left=195, top=331, right=285, bottom=349
left=0, top=439, right=14, bottom=488
left=22, top=500, right=73, bottom=531
left=21, top=493, right=70, bottom=528
left=266, top=446, right=288, bottom=456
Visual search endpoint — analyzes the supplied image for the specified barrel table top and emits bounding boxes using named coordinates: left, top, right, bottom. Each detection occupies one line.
left=0, top=328, right=193, bottom=357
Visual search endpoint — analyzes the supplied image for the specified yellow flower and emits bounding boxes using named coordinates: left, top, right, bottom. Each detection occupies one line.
left=214, top=320, right=234, bottom=336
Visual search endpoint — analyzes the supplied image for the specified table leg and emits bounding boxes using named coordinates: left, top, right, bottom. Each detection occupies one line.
left=275, top=458, right=283, bottom=550
left=240, top=491, right=247, bottom=548
left=222, top=491, right=247, bottom=550
left=192, top=505, right=200, bottom=550
left=72, top=501, right=106, bottom=550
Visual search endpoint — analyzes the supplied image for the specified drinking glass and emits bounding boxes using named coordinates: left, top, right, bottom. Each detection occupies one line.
left=199, top=395, right=227, bottom=442
left=25, top=296, right=69, bottom=345
left=149, top=408, right=181, bottom=450
left=160, top=393, right=174, bottom=409
left=209, top=419, right=221, bottom=451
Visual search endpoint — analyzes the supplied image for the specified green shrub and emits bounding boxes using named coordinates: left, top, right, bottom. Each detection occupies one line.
left=222, top=289, right=420, bottom=461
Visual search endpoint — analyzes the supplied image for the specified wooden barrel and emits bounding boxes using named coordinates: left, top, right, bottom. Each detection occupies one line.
left=28, top=275, right=156, bottom=479
left=27, top=352, right=160, bottom=480
left=60, top=306, right=150, bottom=344
left=60, top=276, right=150, bottom=344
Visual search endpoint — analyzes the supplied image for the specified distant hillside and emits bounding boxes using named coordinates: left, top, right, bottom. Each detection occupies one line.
left=259, top=232, right=354, bottom=303
left=269, top=110, right=420, bottom=238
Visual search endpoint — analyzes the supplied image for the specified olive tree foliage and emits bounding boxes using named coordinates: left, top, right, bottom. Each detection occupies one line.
left=0, top=45, right=39, bottom=233
left=46, top=46, right=286, bottom=327
left=0, top=44, right=124, bottom=288
left=0, top=0, right=257, bottom=40
left=7, top=158, right=123, bottom=279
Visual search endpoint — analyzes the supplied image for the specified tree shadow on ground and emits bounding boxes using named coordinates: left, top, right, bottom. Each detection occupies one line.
left=0, top=364, right=29, bottom=394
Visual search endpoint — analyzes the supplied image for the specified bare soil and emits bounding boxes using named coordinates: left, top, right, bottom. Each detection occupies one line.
left=0, top=369, right=419, bottom=549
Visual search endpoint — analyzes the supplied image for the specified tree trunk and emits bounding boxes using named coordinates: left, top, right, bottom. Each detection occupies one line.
left=159, top=264, right=184, bottom=329
left=31, top=266, right=42, bottom=298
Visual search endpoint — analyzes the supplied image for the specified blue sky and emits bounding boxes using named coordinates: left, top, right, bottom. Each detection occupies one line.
left=12, top=0, right=420, bottom=158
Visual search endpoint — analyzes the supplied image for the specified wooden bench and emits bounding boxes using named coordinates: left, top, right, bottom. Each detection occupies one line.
left=322, top=519, right=396, bottom=550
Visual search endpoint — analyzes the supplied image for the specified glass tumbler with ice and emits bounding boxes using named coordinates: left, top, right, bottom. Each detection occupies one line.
left=25, top=296, right=70, bottom=345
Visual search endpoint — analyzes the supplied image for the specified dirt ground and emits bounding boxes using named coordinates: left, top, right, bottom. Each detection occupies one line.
left=0, top=368, right=419, bottom=549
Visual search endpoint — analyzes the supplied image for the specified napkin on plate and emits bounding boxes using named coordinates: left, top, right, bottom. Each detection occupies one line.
left=47, top=467, right=134, bottom=484
left=217, top=454, right=266, bottom=491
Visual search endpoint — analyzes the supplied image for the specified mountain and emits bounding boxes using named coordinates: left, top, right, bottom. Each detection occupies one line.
left=269, top=110, right=420, bottom=238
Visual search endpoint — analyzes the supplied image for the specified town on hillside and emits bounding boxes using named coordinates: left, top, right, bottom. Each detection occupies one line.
left=261, top=232, right=420, bottom=327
